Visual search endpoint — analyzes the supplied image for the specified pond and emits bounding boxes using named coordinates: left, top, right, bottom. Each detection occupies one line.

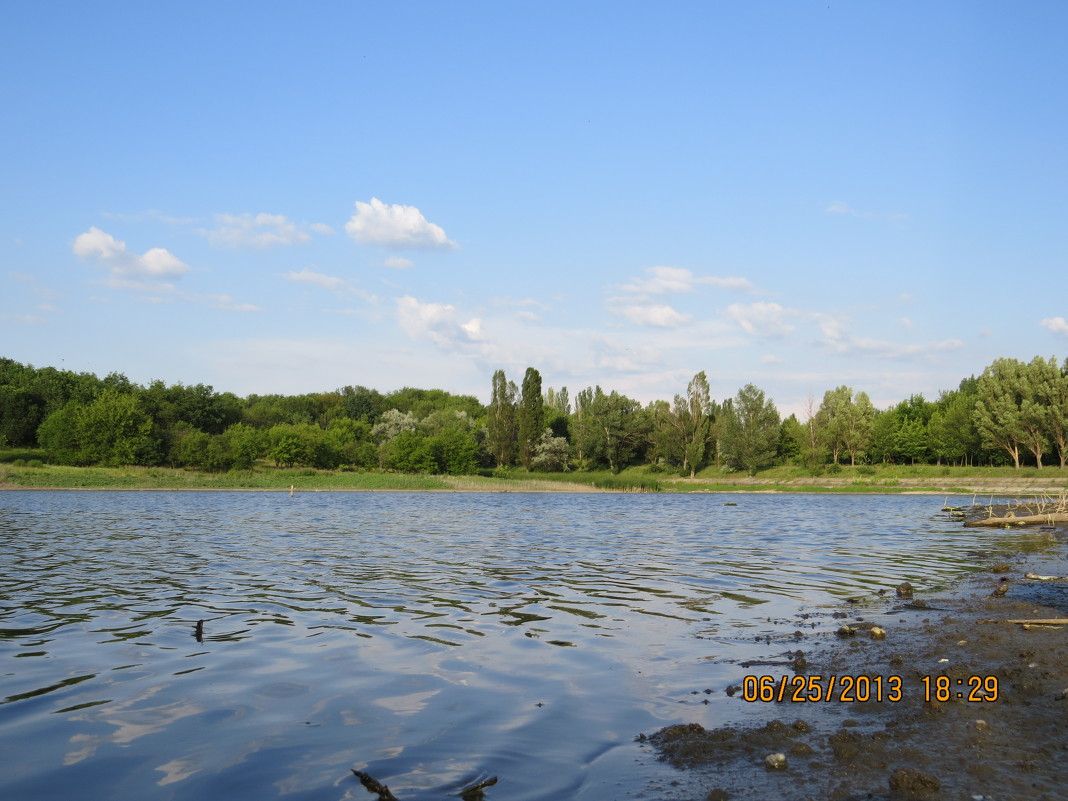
left=0, top=491, right=1015, bottom=800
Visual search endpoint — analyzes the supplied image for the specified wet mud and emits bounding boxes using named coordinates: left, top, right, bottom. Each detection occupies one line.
left=639, top=527, right=1068, bottom=800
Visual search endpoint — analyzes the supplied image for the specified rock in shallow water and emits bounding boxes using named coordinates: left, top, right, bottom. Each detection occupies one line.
left=764, top=752, right=788, bottom=770
left=888, top=767, right=940, bottom=798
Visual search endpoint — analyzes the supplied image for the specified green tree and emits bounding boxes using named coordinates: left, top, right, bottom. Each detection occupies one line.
left=816, top=386, right=874, bottom=465
left=718, top=384, right=781, bottom=474
left=530, top=427, right=570, bottom=472
left=224, top=422, right=266, bottom=469
left=53, top=389, right=160, bottom=466
left=36, top=403, right=83, bottom=464
left=975, top=358, right=1029, bottom=469
left=517, top=367, right=544, bottom=470
left=842, top=391, right=876, bottom=465
left=339, top=385, right=386, bottom=424
left=778, top=414, right=804, bottom=464
left=1042, top=357, right=1068, bottom=468
left=928, top=390, right=980, bottom=466
left=577, top=387, right=648, bottom=472
left=381, top=430, right=435, bottom=473
left=485, top=370, right=518, bottom=467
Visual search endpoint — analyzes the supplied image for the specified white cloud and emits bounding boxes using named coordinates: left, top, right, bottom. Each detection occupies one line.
left=281, top=268, right=377, bottom=302
left=592, top=338, right=664, bottom=372
left=826, top=201, right=858, bottom=216
left=210, top=295, right=262, bottom=312
left=203, top=213, right=314, bottom=248
left=725, top=302, right=796, bottom=337
left=282, top=268, right=346, bottom=292
left=621, top=265, right=756, bottom=296
left=761, top=354, right=784, bottom=364
left=346, top=198, right=457, bottom=250
left=73, top=227, right=189, bottom=277
left=1041, top=316, right=1068, bottom=336
left=309, top=222, right=335, bottom=235
left=384, top=256, right=414, bottom=270
left=899, top=317, right=913, bottom=330
left=396, top=295, right=480, bottom=347
left=817, top=316, right=964, bottom=360
left=612, top=303, right=692, bottom=328
left=460, top=318, right=484, bottom=340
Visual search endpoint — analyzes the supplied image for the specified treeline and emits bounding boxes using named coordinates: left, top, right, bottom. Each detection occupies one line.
left=2, top=355, right=1067, bottom=474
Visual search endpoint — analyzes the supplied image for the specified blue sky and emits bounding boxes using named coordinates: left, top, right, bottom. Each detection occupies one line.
left=3, top=2, right=1066, bottom=416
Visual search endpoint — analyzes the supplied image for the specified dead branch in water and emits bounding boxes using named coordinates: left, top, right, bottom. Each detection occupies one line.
left=352, top=770, right=399, bottom=801
left=963, top=490, right=1068, bottom=527
left=351, top=770, right=499, bottom=800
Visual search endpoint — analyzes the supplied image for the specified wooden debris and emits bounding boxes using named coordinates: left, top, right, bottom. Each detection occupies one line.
left=352, top=770, right=399, bottom=801
left=350, top=770, right=499, bottom=800
left=460, top=776, right=499, bottom=800
left=1024, top=572, right=1068, bottom=581
left=964, top=512, right=1068, bottom=527
left=978, top=618, right=1068, bottom=626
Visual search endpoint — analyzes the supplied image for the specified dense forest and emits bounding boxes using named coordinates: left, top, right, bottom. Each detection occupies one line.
left=2, top=355, right=1067, bottom=475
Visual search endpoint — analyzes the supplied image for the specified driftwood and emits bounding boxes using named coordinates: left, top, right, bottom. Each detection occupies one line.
left=1024, top=572, right=1068, bottom=581
left=964, top=512, right=1068, bottom=527
left=979, top=619, right=1068, bottom=626
left=352, top=770, right=498, bottom=800
left=352, top=771, right=399, bottom=801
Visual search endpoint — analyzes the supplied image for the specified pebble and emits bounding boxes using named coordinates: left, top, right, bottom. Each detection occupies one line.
left=869, top=626, right=886, bottom=639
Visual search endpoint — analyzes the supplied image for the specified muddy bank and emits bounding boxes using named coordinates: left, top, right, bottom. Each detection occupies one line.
left=639, top=528, right=1068, bottom=800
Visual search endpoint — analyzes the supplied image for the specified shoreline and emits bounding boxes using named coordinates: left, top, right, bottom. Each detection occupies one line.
left=2, top=481, right=1066, bottom=495
left=642, top=523, right=1068, bottom=800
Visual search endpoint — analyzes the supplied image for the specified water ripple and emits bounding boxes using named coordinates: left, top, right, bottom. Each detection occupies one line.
left=0, top=491, right=1034, bottom=801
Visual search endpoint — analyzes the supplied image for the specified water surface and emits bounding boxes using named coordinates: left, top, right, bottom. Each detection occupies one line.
left=0, top=491, right=1014, bottom=800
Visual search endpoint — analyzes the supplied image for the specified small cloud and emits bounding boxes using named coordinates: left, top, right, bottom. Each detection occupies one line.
left=281, top=268, right=378, bottom=302
left=761, top=354, right=784, bottom=364
left=826, top=201, right=859, bottom=216
left=460, top=318, right=484, bottom=340
left=725, top=302, right=796, bottom=337
left=309, top=222, right=335, bottom=235
left=612, top=303, right=692, bottom=328
left=202, top=213, right=314, bottom=248
left=282, top=268, right=346, bottom=292
left=384, top=256, right=414, bottom=270
left=621, top=266, right=756, bottom=296
left=346, top=198, right=457, bottom=250
left=200, top=293, right=262, bottom=312
left=899, top=317, right=913, bottom=329
left=1041, top=316, right=1068, bottom=336
left=1, top=313, right=44, bottom=324
left=73, top=227, right=189, bottom=278
left=396, top=295, right=478, bottom=348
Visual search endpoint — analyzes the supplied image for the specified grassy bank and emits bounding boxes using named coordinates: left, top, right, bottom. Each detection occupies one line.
left=3, top=449, right=1067, bottom=493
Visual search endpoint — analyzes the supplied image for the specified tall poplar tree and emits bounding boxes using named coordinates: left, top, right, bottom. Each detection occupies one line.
left=517, top=367, right=544, bottom=469
left=485, top=369, right=518, bottom=467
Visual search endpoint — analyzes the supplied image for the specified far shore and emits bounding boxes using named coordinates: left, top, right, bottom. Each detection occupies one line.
left=2, top=467, right=1067, bottom=497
